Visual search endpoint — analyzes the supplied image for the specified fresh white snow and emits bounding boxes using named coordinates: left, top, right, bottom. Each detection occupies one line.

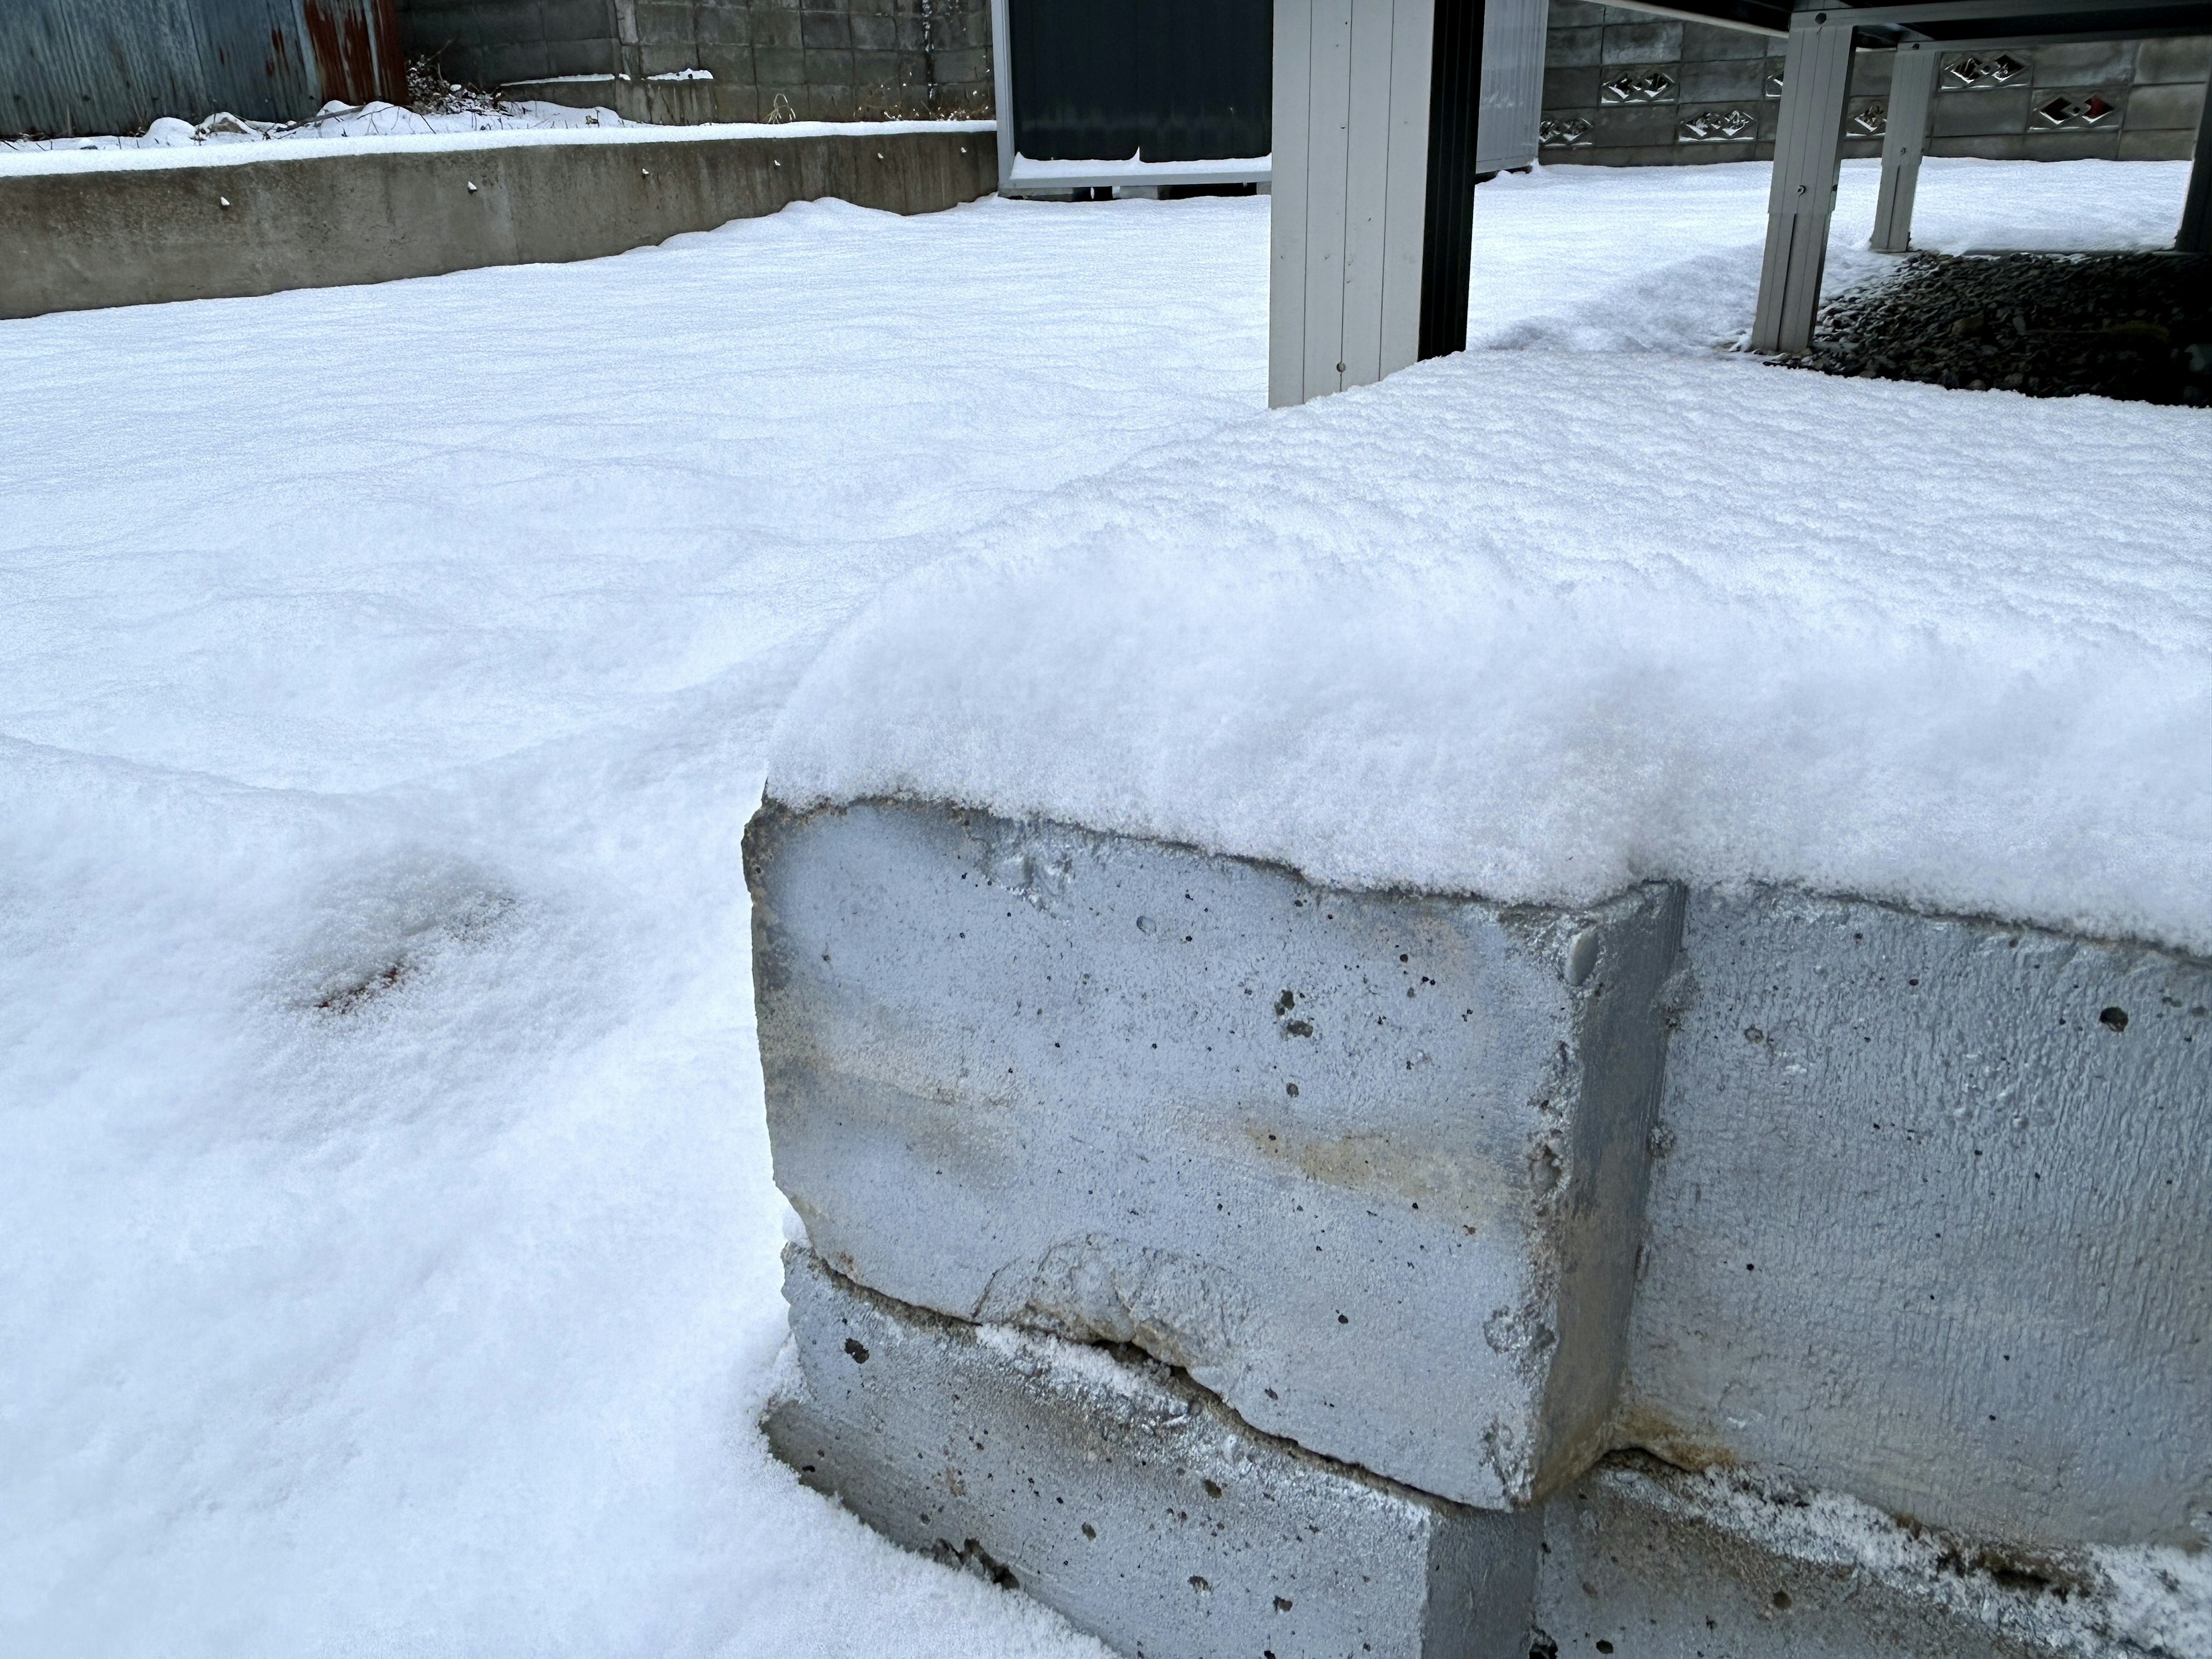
left=0, top=107, right=994, bottom=174
left=0, top=156, right=2200, bottom=1655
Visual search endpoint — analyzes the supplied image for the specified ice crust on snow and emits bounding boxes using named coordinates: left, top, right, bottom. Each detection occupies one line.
left=769, top=259, right=2212, bottom=957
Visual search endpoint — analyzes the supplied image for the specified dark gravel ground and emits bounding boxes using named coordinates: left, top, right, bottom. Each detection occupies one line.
left=1789, top=251, right=2212, bottom=405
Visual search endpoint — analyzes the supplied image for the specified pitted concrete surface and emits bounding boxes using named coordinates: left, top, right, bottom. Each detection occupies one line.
left=749, top=800, right=1685, bottom=1509
left=1623, top=889, right=2212, bottom=1551
left=770, top=1246, right=1542, bottom=1659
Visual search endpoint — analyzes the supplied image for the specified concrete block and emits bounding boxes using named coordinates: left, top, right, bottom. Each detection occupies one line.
left=1930, top=132, right=2028, bottom=159
left=1601, top=21, right=1683, bottom=65
left=1545, top=66, right=1603, bottom=108
left=753, top=44, right=806, bottom=84
left=850, top=10, right=899, bottom=51
left=2123, top=78, right=2206, bottom=131
left=1620, top=887, right=2212, bottom=1551
left=2134, top=35, right=2212, bottom=85
left=770, top=1246, right=1543, bottom=1659
left=1591, top=103, right=1683, bottom=147
left=2120, top=126, right=2198, bottom=160
left=1546, top=26, right=1604, bottom=67
left=1931, top=86, right=2032, bottom=138
left=749, top=800, right=1685, bottom=1511
left=2020, top=127, right=2124, bottom=162
left=802, top=46, right=856, bottom=86
left=1680, top=22, right=1769, bottom=62
left=2032, top=40, right=2137, bottom=87
left=800, top=7, right=853, bottom=49
left=1678, top=57, right=1768, bottom=103
left=1536, top=1453, right=2203, bottom=1659
left=749, top=7, right=802, bottom=48
left=541, top=0, right=612, bottom=39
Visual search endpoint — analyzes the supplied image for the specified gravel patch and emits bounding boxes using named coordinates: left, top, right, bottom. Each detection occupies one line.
left=1792, top=251, right=2212, bottom=405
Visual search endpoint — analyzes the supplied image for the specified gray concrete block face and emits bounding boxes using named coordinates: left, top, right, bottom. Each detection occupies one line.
left=771, top=1248, right=1543, bottom=1659
left=748, top=800, right=1685, bottom=1511
left=1621, top=888, right=2212, bottom=1551
left=1535, top=1455, right=2179, bottom=1659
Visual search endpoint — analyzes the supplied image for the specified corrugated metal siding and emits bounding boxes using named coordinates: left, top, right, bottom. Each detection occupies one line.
left=2, top=0, right=400, bottom=137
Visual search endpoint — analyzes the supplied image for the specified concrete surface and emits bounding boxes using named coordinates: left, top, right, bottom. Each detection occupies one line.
left=0, top=125, right=995, bottom=319
left=748, top=800, right=1685, bottom=1511
left=769, top=1245, right=1544, bottom=1659
left=1621, top=887, right=2212, bottom=1554
left=1535, top=1453, right=2197, bottom=1659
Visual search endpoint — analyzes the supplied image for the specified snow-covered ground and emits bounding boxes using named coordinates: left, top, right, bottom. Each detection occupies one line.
left=0, top=97, right=637, bottom=156
left=0, top=157, right=2199, bottom=1656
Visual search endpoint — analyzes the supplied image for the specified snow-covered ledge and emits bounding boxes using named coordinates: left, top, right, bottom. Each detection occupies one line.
left=751, top=352, right=2211, bottom=1658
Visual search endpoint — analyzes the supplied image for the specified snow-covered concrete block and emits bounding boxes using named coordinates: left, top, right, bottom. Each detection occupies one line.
left=1621, top=887, right=2212, bottom=1553
left=768, top=1246, right=1543, bottom=1659
left=749, top=798, right=1685, bottom=1509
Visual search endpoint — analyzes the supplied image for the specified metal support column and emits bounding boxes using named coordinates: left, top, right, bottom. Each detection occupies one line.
left=1870, top=41, right=1937, bottom=254
left=1751, top=9, right=1855, bottom=355
left=1271, top=0, right=1485, bottom=407
left=2179, top=64, right=2212, bottom=253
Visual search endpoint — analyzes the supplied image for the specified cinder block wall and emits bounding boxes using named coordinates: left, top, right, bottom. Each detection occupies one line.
left=397, top=0, right=993, bottom=123
left=1537, top=2, right=2210, bottom=166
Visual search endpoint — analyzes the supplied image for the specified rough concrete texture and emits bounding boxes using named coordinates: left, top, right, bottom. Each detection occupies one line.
left=1622, top=887, right=2212, bottom=1552
left=769, top=1245, right=1543, bottom=1659
left=748, top=799, right=1686, bottom=1511
left=1536, top=1453, right=2207, bottom=1659
left=0, top=126, right=995, bottom=319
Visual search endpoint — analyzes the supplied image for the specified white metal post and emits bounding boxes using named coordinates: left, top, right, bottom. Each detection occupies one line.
left=1270, top=0, right=1442, bottom=407
left=990, top=0, right=1017, bottom=191
left=1751, top=9, right=1855, bottom=355
left=2179, top=63, right=2212, bottom=253
left=1870, top=41, right=1937, bottom=254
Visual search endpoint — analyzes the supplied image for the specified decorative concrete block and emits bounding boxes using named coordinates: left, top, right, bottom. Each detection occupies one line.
left=770, top=1247, right=1543, bottom=1659
left=749, top=800, right=1684, bottom=1510
left=1622, top=888, right=2212, bottom=1551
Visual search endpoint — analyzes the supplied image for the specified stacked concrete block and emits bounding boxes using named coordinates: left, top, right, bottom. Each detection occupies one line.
left=771, top=1247, right=1543, bottom=1659
left=1619, top=888, right=2212, bottom=1554
left=749, top=793, right=2210, bottom=1659
left=1536, top=0, right=2209, bottom=168
left=750, top=800, right=1684, bottom=1512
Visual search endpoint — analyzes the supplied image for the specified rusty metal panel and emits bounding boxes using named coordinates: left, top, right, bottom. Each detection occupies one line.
left=302, top=0, right=408, bottom=106
left=1, top=0, right=399, bottom=137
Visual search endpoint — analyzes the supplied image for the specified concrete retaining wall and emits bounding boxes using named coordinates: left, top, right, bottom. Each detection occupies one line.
left=749, top=796, right=2211, bottom=1657
left=0, top=123, right=995, bottom=320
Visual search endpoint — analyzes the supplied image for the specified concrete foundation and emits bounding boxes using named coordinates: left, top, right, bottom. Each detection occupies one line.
left=770, top=1245, right=1543, bottom=1659
left=748, top=800, right=1685, bottom=1511
left=0, top=123, right=995, bottom=319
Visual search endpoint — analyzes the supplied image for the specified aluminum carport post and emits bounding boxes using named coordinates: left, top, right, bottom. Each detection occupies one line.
left=1270, top=0, right=1489, bottom=407
left=1751, top=8, right=1856, bottom=354
left=2180, top=63, right=2212, bottom=253
left=1870, top=41, right=1938, bottom=253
